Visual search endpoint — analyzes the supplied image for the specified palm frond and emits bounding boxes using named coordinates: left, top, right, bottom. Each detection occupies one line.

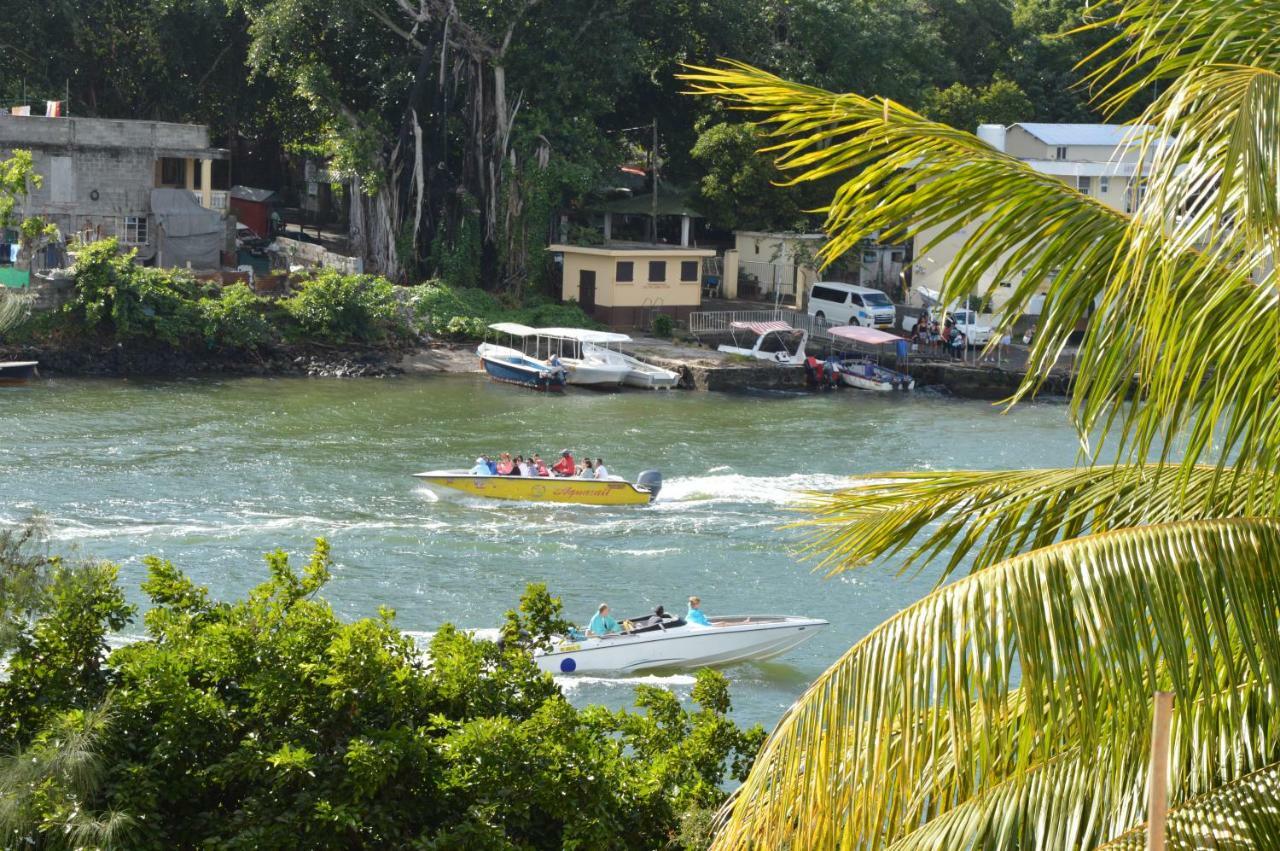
left=1095, top=759, right=1280, bottom=850
left=1081, top=0, right=1280, bottom=116
left=711, top=519, right=1280, bottom=850
left=0, top=288, right=32, bottom=334
left=800, top=464, right=1277, bottom=580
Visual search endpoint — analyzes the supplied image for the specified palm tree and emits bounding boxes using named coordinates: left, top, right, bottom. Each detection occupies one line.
left=682, top=1, right=1280, bottom=848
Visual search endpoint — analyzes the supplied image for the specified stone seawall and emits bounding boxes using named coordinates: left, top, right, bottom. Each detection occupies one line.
left=0, top=343, right=406, bottom=379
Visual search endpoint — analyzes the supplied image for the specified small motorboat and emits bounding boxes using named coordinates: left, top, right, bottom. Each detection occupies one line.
left=414, top=469, right=663, bottom=506
left=580, top=341, right=680, bottom=389
left=839, top=359, right=915, bottom=392
left=717, top=321, right=809, bottom=365
left=538, top=327, right=680, bottom=389
left=828, top=325, right=914, bottom=391
left=0, top=361, right=38, bottom=384
left=535, top=611, right=829, bottom=674
left=477, top=342, right=567, bottom=391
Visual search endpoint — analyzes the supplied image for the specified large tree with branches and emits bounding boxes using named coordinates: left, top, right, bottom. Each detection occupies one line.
left=683, top=0, right=1280, bottom=847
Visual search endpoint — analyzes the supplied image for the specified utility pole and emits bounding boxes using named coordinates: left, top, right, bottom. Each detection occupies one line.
left=650, top=119, right=658, bottom=243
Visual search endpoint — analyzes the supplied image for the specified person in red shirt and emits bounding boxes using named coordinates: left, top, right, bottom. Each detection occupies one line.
left=552, top=450, right=575, bottom=477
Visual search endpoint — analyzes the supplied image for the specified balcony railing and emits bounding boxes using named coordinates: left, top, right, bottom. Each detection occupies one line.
left=205, top=190, right=229, bottom=211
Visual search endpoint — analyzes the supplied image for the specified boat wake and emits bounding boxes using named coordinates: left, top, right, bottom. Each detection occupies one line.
left=655, top=473, right=859, bottom=506
left=554, top=673, right=697, bottom=692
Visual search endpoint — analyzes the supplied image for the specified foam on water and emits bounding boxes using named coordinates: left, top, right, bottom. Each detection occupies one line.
left=655, top=472, right=861, bottom=506
left=555, top=673, right=697, bottom=692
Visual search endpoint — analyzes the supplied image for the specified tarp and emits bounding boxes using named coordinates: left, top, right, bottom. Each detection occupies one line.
left=150, top=189, right=223, bottom=270
left=730, top=320, right=795, bottom=335
left=829, top=325, right=902, bottom=346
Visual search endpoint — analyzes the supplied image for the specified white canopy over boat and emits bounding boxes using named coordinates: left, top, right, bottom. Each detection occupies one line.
left=828, top=324, right=901, bottom=346
left=718, top=321, right=808, bottom=365
left=535, top=613, right=828, bottom=674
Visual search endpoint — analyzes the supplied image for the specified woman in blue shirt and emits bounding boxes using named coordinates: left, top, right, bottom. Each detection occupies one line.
left=686, top=596, right=711, bottom=626
left=587, top=603, right=621, bottom=636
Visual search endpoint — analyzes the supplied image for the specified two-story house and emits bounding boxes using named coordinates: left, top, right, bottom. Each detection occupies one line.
left=911, top=122, right=1161, bottom=313
left=0, top=114, right=230, bottom=272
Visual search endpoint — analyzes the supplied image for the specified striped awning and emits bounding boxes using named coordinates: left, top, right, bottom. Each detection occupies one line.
left=730, top=320, right=796, bottom=334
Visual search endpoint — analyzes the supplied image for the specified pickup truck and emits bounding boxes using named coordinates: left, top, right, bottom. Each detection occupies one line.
left=902, top=308, right=994, bottom=346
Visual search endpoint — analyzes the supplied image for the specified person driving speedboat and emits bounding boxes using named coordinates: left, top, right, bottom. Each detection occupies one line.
left=468, top=457, right=489, bottom=475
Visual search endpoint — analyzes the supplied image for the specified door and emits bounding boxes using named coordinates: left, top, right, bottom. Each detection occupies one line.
left=578, top=269, right=596, bottom=315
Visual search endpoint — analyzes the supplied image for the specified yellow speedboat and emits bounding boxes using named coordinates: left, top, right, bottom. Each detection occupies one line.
left=413, top=470, right=662, bottom=506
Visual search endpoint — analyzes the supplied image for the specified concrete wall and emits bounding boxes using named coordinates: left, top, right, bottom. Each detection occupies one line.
left=0, top=116, right=215, bottom=155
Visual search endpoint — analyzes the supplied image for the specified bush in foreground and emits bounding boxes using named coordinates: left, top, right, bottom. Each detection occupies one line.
left=0, top=529, right=763, bottom=849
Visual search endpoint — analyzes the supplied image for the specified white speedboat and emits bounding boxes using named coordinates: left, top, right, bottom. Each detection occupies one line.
left=581, top=342, right=681, bottom=389
left=827, top=325, right=914, bottom=391
left=515, top=326, right=627, bottom=387
left=717, top=320, right=809, bottom=365
left=535, top=612, right=828, bottom=674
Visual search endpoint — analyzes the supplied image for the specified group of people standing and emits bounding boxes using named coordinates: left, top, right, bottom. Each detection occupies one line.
left=911, top=311, right=969, bottom=359
left=469, top=450, right=613, bottom=480
left=586, top=596, right=711, bottom=636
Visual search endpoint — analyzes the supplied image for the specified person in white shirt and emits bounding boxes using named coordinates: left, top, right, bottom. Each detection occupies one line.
left=593, top=458, right=609, bottom=479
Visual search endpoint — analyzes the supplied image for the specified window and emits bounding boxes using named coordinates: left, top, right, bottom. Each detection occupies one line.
left=680, top=260, right=698, bottom=282
left=1100, top=176, right=1110, bottom=194
left=890, top=250, right=905, bottom=262
left=849, top=294, right=865, bottom=307
left=810, top=285, right=848, bottom=304
left=1077, top=176, right=1092, bottom=195
left=648, top=260, right=666, bottom=282
left=862, top=290, right=893, bottom=308
left=862, top=250, right=878, bottom=263
left=1055, top=146, right=1068, bottom=160
left=123, top=216, right=148, bottom=245
left=616, top=260, right=634, bottom=283
left=159, top=158, right=185, bottom=186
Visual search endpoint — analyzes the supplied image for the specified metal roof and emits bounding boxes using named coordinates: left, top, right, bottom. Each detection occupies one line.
left=1012, top=123, right=1158, bottom=148
left=229, top=185, right=278, bottom=203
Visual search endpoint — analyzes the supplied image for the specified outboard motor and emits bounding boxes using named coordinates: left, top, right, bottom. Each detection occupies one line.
left=636, top=470, right=663, bottom=500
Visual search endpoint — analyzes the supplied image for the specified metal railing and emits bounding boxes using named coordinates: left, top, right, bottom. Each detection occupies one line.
left=689, top=308, right=836, bottom=343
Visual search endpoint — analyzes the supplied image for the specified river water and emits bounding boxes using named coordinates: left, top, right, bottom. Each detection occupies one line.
left=0, top=375, right=1081, bottom=730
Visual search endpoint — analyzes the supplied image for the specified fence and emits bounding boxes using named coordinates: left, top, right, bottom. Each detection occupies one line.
left=689, top=308, right=835, bottom=343
left=737, top=259, right=799, bottom=304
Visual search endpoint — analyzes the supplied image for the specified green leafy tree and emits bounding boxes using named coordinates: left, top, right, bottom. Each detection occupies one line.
left=0, top=538, right=762, bottom=848
left=690, top=120, right=805, bottom=232
left=684, top=0, right=1280, bottom=846
left=922, top=78, right=1035, bottom=130
left=280, top=271, right=403, bottom=344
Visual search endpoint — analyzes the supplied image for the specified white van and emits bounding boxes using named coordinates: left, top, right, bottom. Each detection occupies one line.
left=806, top=282, right=896, bottom=328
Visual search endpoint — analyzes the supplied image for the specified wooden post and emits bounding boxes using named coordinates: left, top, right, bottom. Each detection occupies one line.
left=1149, top=691, right=1174, bottom=851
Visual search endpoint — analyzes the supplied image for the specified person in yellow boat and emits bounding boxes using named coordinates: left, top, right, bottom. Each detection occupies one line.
left=587, top=603, right=621, bottom=636
left=578, top=459, right=594, bottom=478
left=686, top=596, right=711, bottom=626
left=468, top=457, right=489, bottom=475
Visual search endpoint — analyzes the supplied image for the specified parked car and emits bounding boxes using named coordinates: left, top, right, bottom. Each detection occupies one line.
left=903, top=307, right=994, bottom=346
left=806, top=281, right=896, bottom=328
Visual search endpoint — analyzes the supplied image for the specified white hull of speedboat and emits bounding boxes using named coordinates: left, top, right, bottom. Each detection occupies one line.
left=563, top=359, right=628, bottom=386
left=580, top=343, right=680, bottom=389
left=535, top=615, right=828, bottom=674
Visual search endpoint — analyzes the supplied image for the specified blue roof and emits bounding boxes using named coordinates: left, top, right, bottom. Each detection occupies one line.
left=1013, top=123, right=1158, bottom=147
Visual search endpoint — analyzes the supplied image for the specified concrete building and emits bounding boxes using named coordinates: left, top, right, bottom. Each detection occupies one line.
left=732, top=231, right=824, bottom=305
left=911, top=122, right=1161, bottom=310
left=551, top=243, right=716, bottom=327
left=0, top=114, right=230, bottom=270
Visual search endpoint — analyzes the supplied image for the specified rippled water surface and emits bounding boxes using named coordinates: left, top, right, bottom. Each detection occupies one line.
left=1, top=375, right=1081, bottom=728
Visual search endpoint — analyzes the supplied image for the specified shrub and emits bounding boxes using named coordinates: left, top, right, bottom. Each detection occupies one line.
left=281, top=271, right=403, bottom=344
left=652, top=312, right=674, bottom=338
left=407, top=280, right=502, bottom=337
left=198, top=284, right=274, bottom=350
left=441, top=314, right=489, bottom=340
left=65, top=239, right=206, bottom=347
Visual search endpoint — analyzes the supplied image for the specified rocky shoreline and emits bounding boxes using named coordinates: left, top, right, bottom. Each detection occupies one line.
left=0, top=342, right=412, bottom=379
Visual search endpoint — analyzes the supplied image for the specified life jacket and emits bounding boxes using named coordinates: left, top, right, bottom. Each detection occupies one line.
left=496, top=461, right=514, bottom=475
left=553, top=456, right=575, bottom=476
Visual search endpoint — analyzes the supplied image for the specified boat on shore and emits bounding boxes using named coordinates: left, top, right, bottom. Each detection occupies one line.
left=539, top=327, right=681, bottom=389
left=535, top=611, right=828, bottom=674
left=534, top=327, right=629, bottom=387
left=414, top=469, right=663, bottom=505
left=717, top=321, right=809, bottom=365
left=0, top=361, right=38, bottom=385
left=477, top=323, right=567, bottom=391
left=828, top=325, right=914, bottom=391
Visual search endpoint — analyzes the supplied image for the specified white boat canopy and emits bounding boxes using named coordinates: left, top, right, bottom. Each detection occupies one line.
left=488, top=321, right=540, bottom=336
left=829, top=325, right=902, bottom=346
left=536, top=327, right=633, bottom=344
left=730, top=320, right=796, bottom=335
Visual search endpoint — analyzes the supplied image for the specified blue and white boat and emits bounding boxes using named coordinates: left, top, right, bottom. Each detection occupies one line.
left=477, top=323, right=567, bottom=391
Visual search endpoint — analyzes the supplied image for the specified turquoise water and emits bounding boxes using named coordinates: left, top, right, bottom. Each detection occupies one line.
left=0, top=375, right=1081, bottom=728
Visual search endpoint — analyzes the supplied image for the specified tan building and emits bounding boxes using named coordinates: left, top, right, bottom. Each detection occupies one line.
left=912, top=122, right=1160, bottom=311
left=551, top=243, right=716, bottom=327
